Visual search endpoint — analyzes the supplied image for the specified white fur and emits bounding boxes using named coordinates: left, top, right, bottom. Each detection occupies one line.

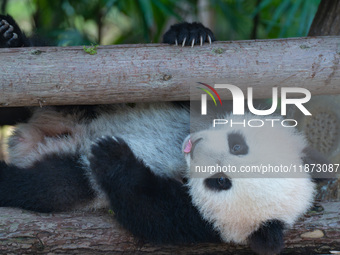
left=184, top=114, right=315, bottom=244
left=84, top=103, right=189, bottom=179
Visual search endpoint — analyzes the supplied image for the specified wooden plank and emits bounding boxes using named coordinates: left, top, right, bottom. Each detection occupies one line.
left=0, top=37, right=339, bottom=107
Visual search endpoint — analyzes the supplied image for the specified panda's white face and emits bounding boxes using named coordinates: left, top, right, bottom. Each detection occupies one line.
left=183, top=115, right=315, bottom=244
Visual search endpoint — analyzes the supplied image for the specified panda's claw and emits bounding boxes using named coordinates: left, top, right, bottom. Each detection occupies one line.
left=175, top=39, right=178, bottom=46
left=7, top=34, right=17, bottom=45
left=111, top=136, right=119, bottom=142
left=182, top=37, right=186, bottom=47
left=208, top=35, right=212, bottom=44
left=0, top=15, right=31, bottom=47
left=200, top=36, right=203, bottom=46
left=0, top=18, right=18, bottom=47
left=4, top=25, right=14, bottom=39
left=0, top=21, right=9, bottom=33
left=191, top=39, right=195, bottom=48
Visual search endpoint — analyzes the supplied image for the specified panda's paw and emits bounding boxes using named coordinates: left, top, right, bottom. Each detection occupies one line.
left=89, top=136, right=134, bottom=178
left=163, top=22, right=215, bottom=47
left=248, top=220, right=284, bottom=255
left=0, top=15, right=22, bottom=47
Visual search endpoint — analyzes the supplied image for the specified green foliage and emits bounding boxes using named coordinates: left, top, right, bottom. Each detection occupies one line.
left=2, top=0, right=320, bottom=46
left=253, top=0, right=321, bottom=38
left=210, top=0, right=320, bottom=40
left=83, top=44, right=98, bottom=55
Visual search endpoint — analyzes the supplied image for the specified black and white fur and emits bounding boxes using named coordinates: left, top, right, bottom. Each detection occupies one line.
left=1, top=103, right=219, bottom=242
left=1, top=104, right=319, bottom=254
left=0, top=15, right=318, bottom=255
left=183, top=114, right=316, bottom=253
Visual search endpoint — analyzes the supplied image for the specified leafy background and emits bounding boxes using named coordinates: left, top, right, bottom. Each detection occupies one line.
left=0, top=0, right=322, bottom=160
left=1, top=0, right=320, bottom=46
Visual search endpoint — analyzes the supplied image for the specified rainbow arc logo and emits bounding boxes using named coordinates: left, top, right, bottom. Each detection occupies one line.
left=197, top=82, right=222, bottom=106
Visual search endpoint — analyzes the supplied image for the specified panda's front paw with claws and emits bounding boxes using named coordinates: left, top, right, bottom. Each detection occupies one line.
left=0, top=18, right=19, bottom=47
left=90, top=136, right=152, bottom=191
left=0, top=14, right=29, bottom=47
left=90, top=136, right=133, bottom=176
left=163, top=22, right=215, bottom=47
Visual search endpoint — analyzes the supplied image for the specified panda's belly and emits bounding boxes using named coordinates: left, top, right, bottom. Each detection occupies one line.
left=87, top=103, right=190, bottom=179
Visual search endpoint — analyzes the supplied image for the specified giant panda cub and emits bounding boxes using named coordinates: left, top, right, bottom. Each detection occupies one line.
left=1, top=105, right=319, bottom=255
left=0, top=16, right=319, bottom=255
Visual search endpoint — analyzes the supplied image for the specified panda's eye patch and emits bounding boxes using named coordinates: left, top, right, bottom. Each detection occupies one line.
left=228, top=133, right=248, bottom=155
left=205, top=173, right=232, bottom=191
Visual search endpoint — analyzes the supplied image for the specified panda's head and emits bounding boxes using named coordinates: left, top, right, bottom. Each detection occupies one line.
left=182, top=114, right=316, bottom=254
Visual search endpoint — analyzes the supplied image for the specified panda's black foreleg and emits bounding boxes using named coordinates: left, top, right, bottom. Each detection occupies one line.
left=90, top=136, right=220, bottom=244
left=0, top=154, right=94, bottom=213
left=0, top=14, right=31, bottom=47
left=248, top=219, right=285, bottom=255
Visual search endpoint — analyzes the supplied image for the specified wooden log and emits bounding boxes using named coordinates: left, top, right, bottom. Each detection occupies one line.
left=0, top=37, right=339, bottom=107
left=0, top=202, right=339, bottom=254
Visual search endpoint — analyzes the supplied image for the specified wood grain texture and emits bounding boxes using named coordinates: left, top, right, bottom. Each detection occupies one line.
left=0, top=37, right=339, bottom=107
left=0, top=202, right=339, bottom=254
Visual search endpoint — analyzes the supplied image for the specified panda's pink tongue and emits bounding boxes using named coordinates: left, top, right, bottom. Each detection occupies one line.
left=183, top=139, right=192, bottom=153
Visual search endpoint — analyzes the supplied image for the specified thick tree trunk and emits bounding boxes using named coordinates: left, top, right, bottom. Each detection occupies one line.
left=308, top=0, right=340, bottom=36
left=307, top=0, right=340, bottom=202
left=0, top=37, right=339, bottom=108
left=0, top=202, right=339, bottom=254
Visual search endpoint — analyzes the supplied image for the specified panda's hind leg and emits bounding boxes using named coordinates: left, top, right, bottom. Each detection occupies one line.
left=7, top=107, right=82, bottom=168
left=0, top=153, right=94, bottom=213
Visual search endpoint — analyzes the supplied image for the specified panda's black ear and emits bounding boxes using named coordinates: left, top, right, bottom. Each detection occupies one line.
left=302, top=147, right=334, bottom=180
left=247, top=220, right=285, bottom=255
